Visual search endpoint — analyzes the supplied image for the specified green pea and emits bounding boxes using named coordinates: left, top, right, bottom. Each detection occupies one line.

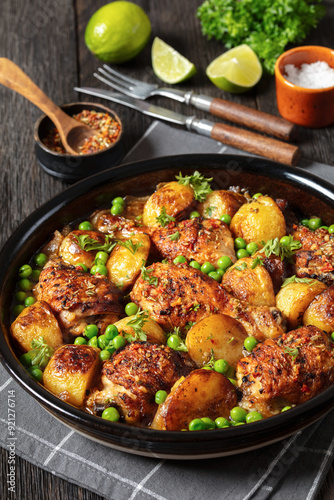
left=74, top=337, right=87, bottom=345
left=328, top=224, right=334, bottom=234
left=189, top=211, right=200, bottom=219
left=20, top=351, right=34, bottom=367
left=216, top=268, right=225, bottom=278
left=244, top=336, right=258, bottom=351
left=331, top=332, right=334, bottom=342
left=24, top=296, right=36, bottom=307
left=112, top=197, right=124, bottom=206
left=246, top=242, right=259, bottom=255
left=230, top=407, right=247, bottom=422
left=13, top=305, right=25, bottom=316
left=76, top=263, right=88, bottom=272
left=236, top=249, right=249, bottom=259
left=18, top=278, right=33, bottom=291
left=189, top=418, right=206, bottom=431
left=102, top=406, right=120, bottom=422
left=201, top=417, right=216, bottom=430
left=19, top=264, right=32, bottom=278
left=214, top=359, right=229, bottom=374
left=220, top=214, right=231, bottom=225
left=99, top=349, right=112, bottom=361
left=234, top=237, right=247, bottom=250
left=98, top=334, right=108, bottom=350
left=31, top=269, right=41, bottom=281
left=189, top=260, right=201, bottom=270
left=280, top=236, right=291, bottom=246
left=84, top=324, right=98, bottom=339
left=34, top=253, right=48, bottom=267
left=105, top=324, right=119, bottom=340
left=281, top=406, right=292, bottom=412
left=234, top=422, right=245, bottom=426
left=15, top=291, right=27, bottom=302
left=113, top=335, right=126, bottom=349
left=78, top=221, right=92, bottom=231
left=208, top=271, right=221, bottom=282
left=252, top=193, right=263, bottom=199
left=217, top=256, right=232, bottom=270
left=201, top=262, right=215, bottom=274
left=87, top=337, right=98, bottom=348
left=95, top=251, right=109, bottom=264
left=167, top=334, right=181, bottom=350
left=28, top=366, right=43, bottom=383
left=300, top=219, right=309, bottom=227
left=125, top=302, right=139, bottom=316
left=155, top=390, right=168, bottom=404
left=245, top=411, right=263, bottom=423
left=173, top=255, right=187, bottom=264
left=110, top=204, right=123, bottom=216
left=90, top=265, right=108, bottom=277
left=215, top=417, right=230, bottom=428
left=308, top=217, right=322, bottom=230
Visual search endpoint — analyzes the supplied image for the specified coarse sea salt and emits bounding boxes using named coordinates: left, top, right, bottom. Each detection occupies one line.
left=284, top=61, right=334, bottom=89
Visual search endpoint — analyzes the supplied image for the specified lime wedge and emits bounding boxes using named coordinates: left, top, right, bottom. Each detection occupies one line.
left=152, top=37, right=196, bottom=84
left=206, top=45, right=262, bottom=93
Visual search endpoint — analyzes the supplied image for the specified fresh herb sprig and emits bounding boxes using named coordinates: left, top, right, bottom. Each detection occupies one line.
left=29, top=336, right=54, bottom=369
left=156, top=207, right=176, bottom=227
left=197, top=0, right=326, bottom=74
left=260, top=236, right=301, bottom=261
left=281, top=275, right=317, bottom=288
left=124, top=309, right=149, bottom=342
left=141, top=265, right=159, bottom=286
left=75, top=234, right=116, bottom=253
left=117, top=238, right=143, bottom=255
left=176, top=171, right=213, bottom=202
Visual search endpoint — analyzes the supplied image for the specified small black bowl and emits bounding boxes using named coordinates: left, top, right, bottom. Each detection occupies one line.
left=34, top=102, right=124, bottom=182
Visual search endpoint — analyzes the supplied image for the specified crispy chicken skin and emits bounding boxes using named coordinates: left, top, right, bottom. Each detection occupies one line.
left=236, top=325, right=334, bottom=417
left=130, top=262, right=285, bottom=338
left=35, top=258, right=123, bottom=334
left=150, top=218, right=236, bottom=266
left=86, top=342, right=196, bottom=425
left=292, top=225, right=334, bottom=285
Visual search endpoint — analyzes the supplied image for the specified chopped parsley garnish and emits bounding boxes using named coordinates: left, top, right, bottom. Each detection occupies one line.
left=284, top=346, right=299, bottom=359
left=75, top=234, right=116, bottom=253
left=168, top=231, right=180, bottom=241
left=124, top=309, right=149, bottom=342
left=259, top=236, right=301, bottom=261
left=156, top=207, right=176, bottom=227
left=235, top=262, right=248, bottom=271
left=117, top=238, right=143, bottom=255
left=141, top=265, right=158, bottom=286
left=281, top=275, right=318, bottom=288
left=251, top=256, right=264, bottom=269
left=205, top=206, right=217, bottom=217
left=175, top=170, right=213, bottom=202
left=29, top=336, right=54, bottom=369
left=189, top=303, right=200, bottom=312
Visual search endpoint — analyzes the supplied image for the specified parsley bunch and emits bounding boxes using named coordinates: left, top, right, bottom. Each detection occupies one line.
left=176, top=171, right=213, bottom=202
left=197, top=0, right=325, bottom=74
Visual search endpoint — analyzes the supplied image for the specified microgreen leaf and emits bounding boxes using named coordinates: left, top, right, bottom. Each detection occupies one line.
left=75, top=234, right=116, bottom=253
left=29, top=336, right=54, bottom=369
left=141, top=265, right=159, bottom=286
left=155, top=207, right=176, bottom=227
left=175, top=170, right=213, bottom=202
left=281, top=275, right=318, bottom=288
left=259, top=236, right=301, bottom=261
left=117, top=238, right=143, bottom=255
left=168, top=231, right=180, bottom=241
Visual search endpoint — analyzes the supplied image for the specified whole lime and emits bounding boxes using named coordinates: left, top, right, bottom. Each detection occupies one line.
left=85, top=1, right=151, bottom=63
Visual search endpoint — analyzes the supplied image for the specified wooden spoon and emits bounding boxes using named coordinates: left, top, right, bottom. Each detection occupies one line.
left=0, top=58, right=99, bottom=155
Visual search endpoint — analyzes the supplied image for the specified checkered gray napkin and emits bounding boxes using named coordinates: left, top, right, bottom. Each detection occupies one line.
left=1, top=121, right=334, bottom=500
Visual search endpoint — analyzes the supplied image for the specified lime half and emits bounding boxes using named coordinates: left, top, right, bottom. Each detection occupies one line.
left=151, top=37, right=196, bottom=84
left=206, top=45, right=262, bottom=93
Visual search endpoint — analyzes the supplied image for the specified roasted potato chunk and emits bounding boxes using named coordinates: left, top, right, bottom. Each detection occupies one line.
left=143, top=181, right=195, bottom=227
left=151, top=369, right=237, bottom=430
left=43, top=345, right=100, bottom=407
left=198, top=190, right=246, bottom=219
left=59, top=230, right=106, bottom=268
left=106, top=233, right=150, bottom=291
left=230, top=196, right=286, bottom=244
left=185, top=314, right=247, bottom=368
left=223, top=257, right=276, bottom=307
left=10, top=301, right=63, bottom=352
left=276, top=279, right=327, bottom=329
left=303, top=284, right=334, bottom=332
left=113, top=315, right=166, bottom=344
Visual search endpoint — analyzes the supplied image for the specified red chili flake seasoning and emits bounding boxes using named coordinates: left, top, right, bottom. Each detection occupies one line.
left=43, top=109, right=121, bottom=155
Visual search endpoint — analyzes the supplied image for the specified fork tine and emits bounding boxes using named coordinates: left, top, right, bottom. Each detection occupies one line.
left=93, top=72, right=135, bottom=97
left=102, top=64, right=143, bottom=86
left=97, top=68, right=135, bottom=91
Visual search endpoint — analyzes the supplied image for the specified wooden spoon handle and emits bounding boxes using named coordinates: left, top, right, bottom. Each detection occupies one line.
left=210, top=123, right=301, bottom=166
left=210, top=97, right=297, bottom=141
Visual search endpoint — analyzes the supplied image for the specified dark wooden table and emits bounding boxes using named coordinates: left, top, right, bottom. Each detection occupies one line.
left=1, top=1, right=334, bottom=498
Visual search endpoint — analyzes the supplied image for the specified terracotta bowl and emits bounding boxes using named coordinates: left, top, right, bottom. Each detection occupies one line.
left=275, top=45, right=334, bottom=128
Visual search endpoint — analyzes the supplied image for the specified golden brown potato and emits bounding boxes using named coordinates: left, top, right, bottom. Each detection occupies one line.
left=59, top=230, right=106, bottom=268
left=10, top=301, right=63, bottom=352
left=185, top=314, right=247, bottom=368
left=230, top=196, right=286, bottom=244
left=276, top=279, right=327, bottom=329
left=151, top=369, right=237, bottom=430
left=142, top=181, right=195, bottom=227
left=113, top=315, right=166, bottom=344
left=43, top=344, right=100, bottom=407
left=303, top=284, right=334, bottom=332
left=106, top=233, right=150, bottom=291
left=198, top=190, right=246, bottom=219
left=223, top=257, right=276, bottom=307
